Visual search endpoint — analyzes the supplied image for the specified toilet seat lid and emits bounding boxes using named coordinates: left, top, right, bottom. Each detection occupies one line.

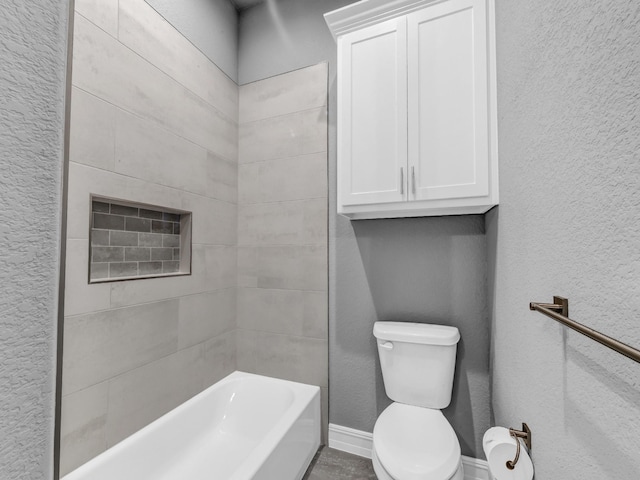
left=373, top=403, right=461, bottom=480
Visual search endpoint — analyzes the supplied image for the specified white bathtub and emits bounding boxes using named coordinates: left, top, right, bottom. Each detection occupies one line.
left=63, top=371, right=321, bottom=480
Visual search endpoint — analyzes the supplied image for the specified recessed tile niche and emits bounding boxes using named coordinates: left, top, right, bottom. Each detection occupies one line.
left=89, top=197, right=192, bottom=283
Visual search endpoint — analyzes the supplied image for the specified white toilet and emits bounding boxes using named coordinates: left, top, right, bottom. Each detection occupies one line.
left=372, top=321, right=463, bottom=480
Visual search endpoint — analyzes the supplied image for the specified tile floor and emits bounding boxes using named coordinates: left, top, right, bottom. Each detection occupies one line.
left=303, top=446, right=378, bottom=480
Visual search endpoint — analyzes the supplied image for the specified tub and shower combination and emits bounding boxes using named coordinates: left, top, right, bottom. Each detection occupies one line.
left=63, top=372, right=321, bottom=480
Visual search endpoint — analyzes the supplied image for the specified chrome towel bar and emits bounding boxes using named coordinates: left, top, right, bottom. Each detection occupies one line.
left=530, top=296, right=640, bottom=364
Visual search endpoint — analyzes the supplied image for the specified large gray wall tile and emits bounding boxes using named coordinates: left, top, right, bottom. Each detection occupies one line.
left=63, top=300, right=179, bottom=394
left=236, top=202, right=276, bottom=246
left=109, top=245, right=236, bottom=308
left=251, top=332, right=328, bottom=388
left=204, top=245, right=238, bottom=290
left=202, top=330, right=237, bottom=388
left=75, top=0, right=118, bottom=37
left=178, top=289, right=236, bottom=349
left=238, top=199, right=327, bottom=246
left=59, top=382, right=109, bottom=476
left=207, top=151, right=238, bottom=205
left=237, top=288, right=327, bottom=340
left=114, top=109, right=237, bottom=202
left=114, top=108, right=206, bottom=193
left=64, top=239, right=111, bottom=316
left=238, top=152, right=327, bottom=205
left=69, top=88, right=116, bottom=171
left=236, top=329, right=256, bottom=374
left=239, top=62, right=328, bottom=123
left=118, top=0, right=238, bottom=123
left=237, top=245, right=327, bottom=291
left=73, top=14, right=237, bottom=160
left=105, top=345, right=204, bottom=447
left=183, top=195, right=237, bottom=246
left=239, top=107, right=327, bottom=164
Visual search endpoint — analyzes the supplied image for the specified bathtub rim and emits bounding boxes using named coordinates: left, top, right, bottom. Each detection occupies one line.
left=61, top=370, right=321, bottom=480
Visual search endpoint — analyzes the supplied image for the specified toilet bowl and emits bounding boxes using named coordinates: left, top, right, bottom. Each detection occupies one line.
left=372, top=403, right=463, bottom=480
left=372, top=322, right=462, bottom=480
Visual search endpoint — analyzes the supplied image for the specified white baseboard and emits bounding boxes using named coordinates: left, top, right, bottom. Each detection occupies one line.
left=461, top=456, right=491, bottom=480
left=328, top=424, right=374, bottom=459
left=328, top=423, right=490, bottom=480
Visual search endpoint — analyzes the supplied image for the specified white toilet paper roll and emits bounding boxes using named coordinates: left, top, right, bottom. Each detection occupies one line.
left=482, top=427, right=534, bottom=480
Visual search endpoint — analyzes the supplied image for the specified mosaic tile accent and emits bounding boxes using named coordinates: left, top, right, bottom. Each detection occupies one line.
left=89, top=199, right=189, bottom=281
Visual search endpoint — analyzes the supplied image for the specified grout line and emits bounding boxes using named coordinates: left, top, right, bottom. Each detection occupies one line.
left=237, top=149, right=328, bottom=166
left=73, top=8, right=118, bottom=41
left=238, top=61, right=328, bottom=88
left=142, top=0, right=239, bottom=86
left=239, top=100, right=329, bottom=126
left=237, top=196, right=327, bottom=207
left=237, top=327, right=328, bottom=343
left=69, top=160, right=239, bottom=207
left=239, top=104, right=327, bottom=127
left=65, top=287, right=238, bottom=319
left=237, top=287, right=327, bottom=294
left=65, top=328, right=237, bottom=399
left=237, top=244, right=328, bottom=248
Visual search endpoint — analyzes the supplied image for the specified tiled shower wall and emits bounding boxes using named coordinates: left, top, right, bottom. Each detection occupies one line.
left=61, top=0, right=238, bottom=474
left=236, top=64, right=329, bottom=438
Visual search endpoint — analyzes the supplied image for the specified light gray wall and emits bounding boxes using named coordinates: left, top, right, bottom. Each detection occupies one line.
left=238, top=0, right=352, bottom=85
left=236, top=63, right=329, bottom=440
left=338, top=217, right=490, bottom=458
left=61, top=0, right=238, bottom=474
left=238, top=0, right=491, bottom=458
left=490, top=0, right=640, bottom=477
left=145, top=0, right=239, bottom=82
left=0, top=1, right=70, bottom=479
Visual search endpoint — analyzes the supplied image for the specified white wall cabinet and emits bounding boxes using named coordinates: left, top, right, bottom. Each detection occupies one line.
left=326, top=0, right=498, bottom=219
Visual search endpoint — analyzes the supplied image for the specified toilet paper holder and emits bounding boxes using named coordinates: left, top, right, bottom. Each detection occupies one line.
left=506, top=423, right=532, bottom=470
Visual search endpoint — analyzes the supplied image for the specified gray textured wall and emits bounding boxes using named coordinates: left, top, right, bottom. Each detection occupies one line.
left=490, top=0, right=640, bottom=477
left=238, top=0, right=491, bottom=459
left=145, top=0, right=239, bottom=82
left=0, top=1, right=70, bottom=479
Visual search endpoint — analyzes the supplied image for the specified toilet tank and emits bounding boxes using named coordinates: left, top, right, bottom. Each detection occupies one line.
left=374, top=322, right=460, bottom=409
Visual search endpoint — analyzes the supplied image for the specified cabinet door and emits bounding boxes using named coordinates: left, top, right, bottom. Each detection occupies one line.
left=408, top=0, right=489, bottom=201
left=338, top=18, right=408, bottom=207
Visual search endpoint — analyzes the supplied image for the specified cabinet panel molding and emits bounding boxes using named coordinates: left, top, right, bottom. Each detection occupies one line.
left=408, top=0, right=489, bottom=201
left=338, top=18, right=408, bottom=207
